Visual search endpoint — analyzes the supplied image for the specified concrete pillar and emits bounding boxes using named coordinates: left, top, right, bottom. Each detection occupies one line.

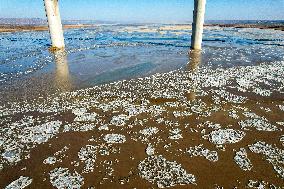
left=191, top=0, right=206, bottom=50
left=44, top=0, right=65, bottom=49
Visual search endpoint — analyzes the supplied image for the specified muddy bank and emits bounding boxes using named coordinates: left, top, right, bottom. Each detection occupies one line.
left=0, top=24, right=94, bottom=33
left=206, top=24, right=284, bottom=31
left=1, top=23, right=284, bottom=33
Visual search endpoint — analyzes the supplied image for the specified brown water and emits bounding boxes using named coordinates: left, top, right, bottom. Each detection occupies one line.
left=1, top=49, right=284, bottom=188
left=1, top=25, right=284, bottom=188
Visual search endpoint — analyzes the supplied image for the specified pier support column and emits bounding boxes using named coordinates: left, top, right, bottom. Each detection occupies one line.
left=44, top=0, right=65, bottom=49
left=191, top=0, right=206, bottom=50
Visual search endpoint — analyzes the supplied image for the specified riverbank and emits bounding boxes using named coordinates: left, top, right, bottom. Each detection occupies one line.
left=0, top=24, right=93, bottom=33
left=0, top=23, right=284, bottom=33
left=206, top=24, right=284, bottom=31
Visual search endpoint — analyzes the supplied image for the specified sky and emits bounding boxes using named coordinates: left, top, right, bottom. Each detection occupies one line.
left=0, top=0, right=283, bottom=23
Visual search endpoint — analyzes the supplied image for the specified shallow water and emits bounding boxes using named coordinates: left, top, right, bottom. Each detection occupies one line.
left=0, top=24, right=284, bottom=188
left=0, top=24, right=284, bottom=104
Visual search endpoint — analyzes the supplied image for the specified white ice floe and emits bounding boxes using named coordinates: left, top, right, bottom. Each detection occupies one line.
left=236, top=77, right=254, bottom=90
left=234, top=148, right=253, bottom=171
left=103, top=134, right=126, bottom=144
left=247, top=180, right=266, bottom=189
left=72, top=108, right=87, bottom=116
left=79, top=124, right=96, bottom=132
left=247, top=180, right=281, bottom=189
left=139, top=127, right=159, bottom=137
left=74, top=112, right=97, bottom=122
left=198, top=121, right=221, bottom=130
left=138, top=155, right=196, bottom=188
left=243, top=112, right=260, bottom=119
left=5, top=176, right=32, bottom=189
left=146, top=144, right=155, bottom=156
left=249, top=141, right=284, bottom=179
left=109, top=114, right=129, bottom=126
left=169, top=128, right=183, bottom=140
left=208, top=129, right=246, bottom=145
left=239, top=118, right=279, bottom=131
left=98, top=124, right=109, bottom=131
left=187, top=144, right=218, bottom=162
left=2, top=148, right=22, bottom=164
left=259, top=107, right=272, bottom=112
left=253, top=88, right=272, bottom=96
left=279, top=105, right=284, bottom=111
left=214, top=89, right=247, bottom=104
left=173, top=111, right=192, bottom=118
left=43, top=156, right=57, bottom=165
left=78, top=145, right=97, bottom=173
left=49, top=167, right=84, bottom=189
left=280, top=135, right=284, bottom=146
left=156, top=118, right=164, bottom=124
left=19, top=121, right=62, bottom=144
left=228, top=110, right=239, bottom=119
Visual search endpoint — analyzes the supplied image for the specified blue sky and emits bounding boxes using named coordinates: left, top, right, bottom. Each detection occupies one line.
left=0, top=0, right=283, bottom=23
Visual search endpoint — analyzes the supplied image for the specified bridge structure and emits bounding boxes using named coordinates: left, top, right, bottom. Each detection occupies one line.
left=44, top=0, right=206, bottom=50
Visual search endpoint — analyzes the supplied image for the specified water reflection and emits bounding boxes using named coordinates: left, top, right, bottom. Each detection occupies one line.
left=52, top=50, right=72, bottom=92
left=187, top=49, right=202, bottom=101
left=188, top=49, right=202, bottom=72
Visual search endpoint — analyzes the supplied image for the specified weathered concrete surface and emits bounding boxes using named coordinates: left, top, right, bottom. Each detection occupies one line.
left=44, top=0, right=65, bottom=49
left=191, top=0, right=206, bottom=50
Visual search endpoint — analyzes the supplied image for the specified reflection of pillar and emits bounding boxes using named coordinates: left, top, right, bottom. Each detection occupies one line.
left=191, top=0, right=206, bottom=50
left=188, top=49, right=202, bottom=72
left=187, top=50, right=202, bottom=101
left=53, top=50, right=72, bottom=92
left=44, top=0, right=65, bottom=49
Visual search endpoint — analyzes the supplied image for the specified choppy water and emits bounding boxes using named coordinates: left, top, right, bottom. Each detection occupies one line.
left=0, top=24, right=284, bottom=104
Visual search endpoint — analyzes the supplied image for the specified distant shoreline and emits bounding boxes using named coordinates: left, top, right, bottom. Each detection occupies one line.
left=0, top=23, right=283, bottom=33
left=0, top=24, right=94, bottom=33
left=205, top=24, right=284, bottom=31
